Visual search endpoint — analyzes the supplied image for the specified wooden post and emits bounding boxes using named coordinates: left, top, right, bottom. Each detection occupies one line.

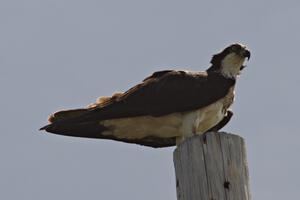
left=173, top=132, right=251, bottom=200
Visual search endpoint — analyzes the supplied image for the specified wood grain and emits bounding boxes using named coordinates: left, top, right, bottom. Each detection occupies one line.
left=174, top=132, right=250, bottom=200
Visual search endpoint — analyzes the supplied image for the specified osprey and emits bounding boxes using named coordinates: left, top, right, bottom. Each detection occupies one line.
left=40, top=43, right=250, bottom=148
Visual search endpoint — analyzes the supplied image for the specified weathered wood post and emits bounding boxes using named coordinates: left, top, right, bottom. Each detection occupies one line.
left=173, top=132, right=250, bottom=200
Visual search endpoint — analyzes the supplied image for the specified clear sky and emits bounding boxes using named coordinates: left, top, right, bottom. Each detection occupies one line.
left=1, top=0, right=300, bottom=199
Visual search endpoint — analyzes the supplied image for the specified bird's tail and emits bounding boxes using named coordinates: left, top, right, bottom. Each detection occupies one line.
left=47, top=108, right=90, bottom=123
left=39, top=108, right=108, bottom=139
left=40, top=120, right=107, bottom=138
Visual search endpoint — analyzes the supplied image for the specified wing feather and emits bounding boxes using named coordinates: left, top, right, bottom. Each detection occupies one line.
left=41, top=70, right=235, bottom=148
left=62, top=70, right=234, bottom=123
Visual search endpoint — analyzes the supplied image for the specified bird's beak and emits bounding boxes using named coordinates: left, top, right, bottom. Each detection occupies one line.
left=242, top=49, right=251, bottom=60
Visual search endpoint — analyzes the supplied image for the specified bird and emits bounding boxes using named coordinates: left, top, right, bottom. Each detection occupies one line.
left=40, top=43, right=250, bottom=148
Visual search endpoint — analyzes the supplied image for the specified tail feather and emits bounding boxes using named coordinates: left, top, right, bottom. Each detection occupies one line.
left=40, top=121, right=108, bottom=139
left=40, top=121, right=176, bottom=148
left=40, top=108, right=107, bottom=138
left=48, top=109, right=89, bottom=123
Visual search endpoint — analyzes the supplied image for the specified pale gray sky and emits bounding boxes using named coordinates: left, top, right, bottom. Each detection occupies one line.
left=1, top=0, right=300, bottom=199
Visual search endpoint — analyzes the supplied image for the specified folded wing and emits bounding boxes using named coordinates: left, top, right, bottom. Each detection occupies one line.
left=41, top=70, right=234, bottom=147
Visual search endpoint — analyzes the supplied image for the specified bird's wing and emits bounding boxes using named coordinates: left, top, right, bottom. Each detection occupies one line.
left=142, top=70, right=174, bottom=81
left=41, top=70, right=235, bottom=148
left=49, top=70, right=234, bottom=124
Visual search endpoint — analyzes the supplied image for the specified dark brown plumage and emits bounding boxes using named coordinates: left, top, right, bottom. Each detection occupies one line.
left=40, top=43, right=250, bottom=148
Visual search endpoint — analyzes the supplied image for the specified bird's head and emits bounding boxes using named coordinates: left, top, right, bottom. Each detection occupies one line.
left=208, top=43, right=251, bottom=79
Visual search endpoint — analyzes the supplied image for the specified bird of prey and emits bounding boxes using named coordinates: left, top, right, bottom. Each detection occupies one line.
left=40, top=43, right=250, bottom=148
